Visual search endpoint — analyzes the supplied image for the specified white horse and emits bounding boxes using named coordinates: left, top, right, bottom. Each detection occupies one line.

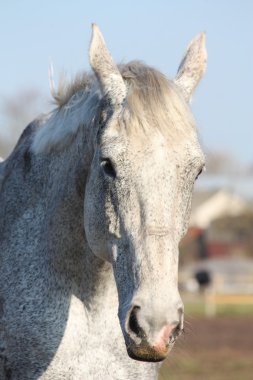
left=0, top=25, right=207, bottom=379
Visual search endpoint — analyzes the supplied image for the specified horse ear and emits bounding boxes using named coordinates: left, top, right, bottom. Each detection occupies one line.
left=89, top=24, right=126, bottom=105
left=175, top=32, right=207, bottom=102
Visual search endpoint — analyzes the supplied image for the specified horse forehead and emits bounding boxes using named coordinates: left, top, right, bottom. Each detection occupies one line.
left=102, top=118, right=202, bottom=166
left=127, top=130, right=200, bottom=163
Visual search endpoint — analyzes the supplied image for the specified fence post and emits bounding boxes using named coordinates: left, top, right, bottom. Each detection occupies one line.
left=205, top=287, right=216, bottom=317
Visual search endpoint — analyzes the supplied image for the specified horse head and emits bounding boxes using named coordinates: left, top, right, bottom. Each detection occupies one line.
left=84, top=24, right=206, bottom=362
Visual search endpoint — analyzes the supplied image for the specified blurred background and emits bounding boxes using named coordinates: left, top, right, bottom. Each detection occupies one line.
left=1, top=1, right=252, bottom=379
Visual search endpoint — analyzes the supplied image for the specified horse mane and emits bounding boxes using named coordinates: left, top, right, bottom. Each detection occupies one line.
left=50, top=71, right=94, bottom=108
left=32, top=61, right=195, bottom=154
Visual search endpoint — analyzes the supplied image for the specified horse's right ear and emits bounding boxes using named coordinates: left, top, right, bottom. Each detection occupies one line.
left=175, top=32, right=207, bottom=102
left=89, top=24, right=126, bottom=106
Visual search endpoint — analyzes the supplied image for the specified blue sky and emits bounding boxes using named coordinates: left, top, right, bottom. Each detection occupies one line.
left=0, top=0, right=253, bottom=164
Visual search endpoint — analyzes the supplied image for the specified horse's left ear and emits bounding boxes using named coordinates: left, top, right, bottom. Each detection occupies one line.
left=89, top=24, right=126, bottom=106
left=175, top=32, right=207, bottom=102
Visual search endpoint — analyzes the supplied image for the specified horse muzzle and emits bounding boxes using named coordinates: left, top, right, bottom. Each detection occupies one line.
left=121, top=303, right=183, bottom=362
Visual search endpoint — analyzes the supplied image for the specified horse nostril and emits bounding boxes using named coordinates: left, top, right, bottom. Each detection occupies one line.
left=129, top=306, right=140, bottom=336
left=128, top=306, right=145, bottom=339
left=174, top=321, right=181, bottom=337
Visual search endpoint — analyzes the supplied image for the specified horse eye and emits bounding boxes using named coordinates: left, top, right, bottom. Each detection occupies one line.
left=100, top=158, right=116, bottom=179
left=195, top=167, right=203, bottom=181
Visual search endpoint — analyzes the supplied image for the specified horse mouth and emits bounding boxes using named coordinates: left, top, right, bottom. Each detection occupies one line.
left=125, top=337, right=176, bottom=363
left=126, top=342, right=170, bottom=362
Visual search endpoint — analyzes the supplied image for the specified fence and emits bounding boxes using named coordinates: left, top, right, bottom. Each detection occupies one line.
left=204, top=283, right=253, bottom=317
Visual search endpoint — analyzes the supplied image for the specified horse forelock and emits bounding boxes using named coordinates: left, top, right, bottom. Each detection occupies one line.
left=119, top=61, right=196, bottom=140
left=32, top=61, right=195, bottom=154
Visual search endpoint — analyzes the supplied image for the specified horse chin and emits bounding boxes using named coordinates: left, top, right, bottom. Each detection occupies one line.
left=126, top=345, right=169, bottom=363
left=125, top=339, right=171, bottom=363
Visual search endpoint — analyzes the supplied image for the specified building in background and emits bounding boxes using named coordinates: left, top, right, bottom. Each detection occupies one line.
left=180, top=189, right=253, bottom=264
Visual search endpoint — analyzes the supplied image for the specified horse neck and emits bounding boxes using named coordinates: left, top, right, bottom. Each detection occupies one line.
left=40, top=125, right=116, bottom=311
left=1, top=119, right=116, bottom=316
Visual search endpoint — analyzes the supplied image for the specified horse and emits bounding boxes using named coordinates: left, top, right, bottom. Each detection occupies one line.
left=0, top=24, right=207, bottom=379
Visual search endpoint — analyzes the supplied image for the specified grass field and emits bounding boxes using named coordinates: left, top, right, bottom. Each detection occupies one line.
left=159, top=349, right=253, bottom=380
left=184, top=295, right=253, bottom=317
left=158, top=302, right=253, bottom=380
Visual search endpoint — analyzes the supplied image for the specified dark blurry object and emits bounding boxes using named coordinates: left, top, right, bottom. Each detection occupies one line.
left=195, top=269, right=211, bottom=287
